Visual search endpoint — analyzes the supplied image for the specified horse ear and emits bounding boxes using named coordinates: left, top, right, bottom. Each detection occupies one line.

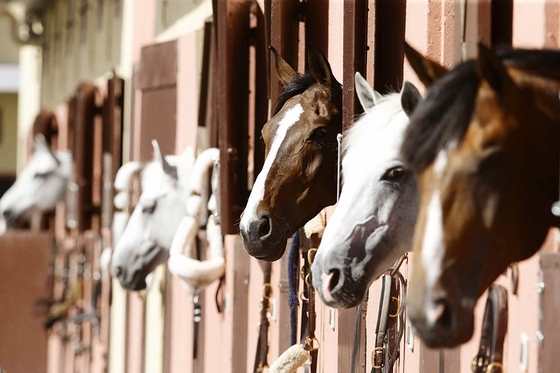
left=476, top=43, right=514, bottom=93
left=33, top=133, right=60, bottom=163
left=307, top=43, right=336, bottom=88
left=151, top=140, right=177, bottom=179
left=400, top=81, right=422, bottom=118
left=403, top=42, right=448, bottom=88
left=33, top=133, right=49, bottom=153
left=270, top=46, right=297, bottom=86
left=354, top=72, right=382, bottom=112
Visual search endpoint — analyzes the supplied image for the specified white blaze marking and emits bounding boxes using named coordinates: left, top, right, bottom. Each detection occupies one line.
left=433, top=149, right=448, bottom=175
left=421, top=149, right=449, bottom=296
left=240, top=103, right=304, bottom=229
left=421, top=189, right=444, bottom=291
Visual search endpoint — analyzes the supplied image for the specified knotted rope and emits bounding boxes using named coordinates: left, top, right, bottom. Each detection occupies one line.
left=168, top=147, right=224, bottom=291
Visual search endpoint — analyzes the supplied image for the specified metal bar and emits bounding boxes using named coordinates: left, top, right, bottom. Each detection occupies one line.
left=342, top=0, right=368, bottom=131
left=71, top=83, right=98, bottom=232
left=373, top=0, right=406, bottom=94
left=215, top=0, right=252, bottom=234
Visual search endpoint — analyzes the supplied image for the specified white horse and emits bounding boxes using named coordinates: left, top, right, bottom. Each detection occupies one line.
left=0, top=134, right=72, bottom=231
left=311, top=73, right=422, bottom=308
left=110, top=141, right=194, bottom=291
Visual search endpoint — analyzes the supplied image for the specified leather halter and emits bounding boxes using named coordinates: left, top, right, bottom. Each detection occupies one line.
left=300, top=234, right=319, bottom=373
left=353, top=254, right=406, bottom=373
left=371, top=269, right=405, bottom=373
left=471, top=284, right=508, bottom=373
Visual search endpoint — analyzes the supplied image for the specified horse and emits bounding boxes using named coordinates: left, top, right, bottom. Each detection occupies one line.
left=0, top=133, right=72, bottom=231
left=400, top=42, right=560, bottom=348
left=240, top=44, right=343, bottom=261
left=311, top=72, right=422, bottom=308
left=110, top=140, right=194, bottom=291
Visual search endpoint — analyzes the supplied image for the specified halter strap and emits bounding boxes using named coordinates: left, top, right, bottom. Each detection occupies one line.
left=371, top=270, right=405, bottom=373
left=471, top=284, right=508, bottom=373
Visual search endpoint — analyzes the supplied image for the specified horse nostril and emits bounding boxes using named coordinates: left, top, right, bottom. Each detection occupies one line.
left=429, top=298, right=454, bottom=331
left=2, top=209, right=12, bottom=219
left=257, top=215, right=271, bottom=238
left=113, top=266, right=123, bottom=278
left=327, top=268, right=342, bottom=292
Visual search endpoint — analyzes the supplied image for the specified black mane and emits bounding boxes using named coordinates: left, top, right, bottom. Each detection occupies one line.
left=401, top=47, right=560, bottom=172
left=274, top=72, right=317, bottom=115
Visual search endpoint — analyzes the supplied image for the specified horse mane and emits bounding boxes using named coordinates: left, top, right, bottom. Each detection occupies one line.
left=401, top=47, right=560, bottom=172
left=273, top=72, right=317, bottom=114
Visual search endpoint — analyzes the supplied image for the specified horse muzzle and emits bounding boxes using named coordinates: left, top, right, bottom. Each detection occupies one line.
left=240, top=215, right=288, bottom=261
left=311, top=260, right=364, bottom=308
left=407, top=295, right=475, bottom=348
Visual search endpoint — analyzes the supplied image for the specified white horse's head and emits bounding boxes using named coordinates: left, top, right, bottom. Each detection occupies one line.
left=0, top=134, right=72, bottom=229
left=111, top=140, right=194, bottom=291
left=311, top=73, right=422, bottom=308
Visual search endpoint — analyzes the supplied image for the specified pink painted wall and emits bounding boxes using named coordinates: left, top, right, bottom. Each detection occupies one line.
left=111, top=1, right=560, bottom=373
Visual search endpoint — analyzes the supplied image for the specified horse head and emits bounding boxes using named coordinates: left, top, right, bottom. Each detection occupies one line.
left=311, top=73, right=422, bottom=308
left=0, top=133, right=72, bottom=230
left=401, top=42, right=560, bottom=347
left=111, top=140, right=194, bottom=291
left=240, top=44, right=343, bottom=261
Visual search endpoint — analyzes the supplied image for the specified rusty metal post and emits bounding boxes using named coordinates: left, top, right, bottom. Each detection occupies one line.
left=215, top=0, right=252, bottom=234
left=342, top=0, right=368, bottom=131
left=71, top=83, right=99, bottom=232
left=373, top=0, right=406, bottom=93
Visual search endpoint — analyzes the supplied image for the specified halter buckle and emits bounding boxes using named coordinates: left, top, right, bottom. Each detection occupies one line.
left=372, top=347, right=384, bottom=369
left=487, top=362, right=503, bottom=373
left=471, top=355, right=488, bottom=372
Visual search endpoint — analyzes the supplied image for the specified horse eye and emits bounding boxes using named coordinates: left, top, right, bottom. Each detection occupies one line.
left=309, top=127, right=328, bottom=141
left=478, top=149, right=504, bottom=174
left=142, top=202, right=157, bottom=214
left=34, top=171, right=50, bottom=179
left=382, top=167, right=405, bottom=182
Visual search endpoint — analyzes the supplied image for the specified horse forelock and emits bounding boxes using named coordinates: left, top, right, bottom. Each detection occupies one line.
left=401, top=60, right=479, bottom=173
left=403, top=47, right=560, bottom=174
left=274, top=72, right=317, bottom=115
left=343, top=93, right=404, bottom=160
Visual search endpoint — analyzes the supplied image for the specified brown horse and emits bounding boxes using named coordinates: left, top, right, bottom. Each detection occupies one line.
left=240, top=45, right=342, bottom=261
left=401, top=42, right=560, bottom=348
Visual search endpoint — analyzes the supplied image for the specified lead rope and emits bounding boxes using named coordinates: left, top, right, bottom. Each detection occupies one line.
left=288, top=231, right=301, bottom=345
left=166, top=148, right=224, bottom=360
left=254, top=261, right=273, bottom=373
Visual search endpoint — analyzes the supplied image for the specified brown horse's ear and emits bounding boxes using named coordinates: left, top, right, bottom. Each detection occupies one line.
left=307, top=43, right=335, bottom=88
left=400, top=81, right=422, bottom=118
left=476, top=43, right=514, bottom=93
left=404, top=42, right=448, bottom=88
left=270, top=46, right=297, bottom=86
